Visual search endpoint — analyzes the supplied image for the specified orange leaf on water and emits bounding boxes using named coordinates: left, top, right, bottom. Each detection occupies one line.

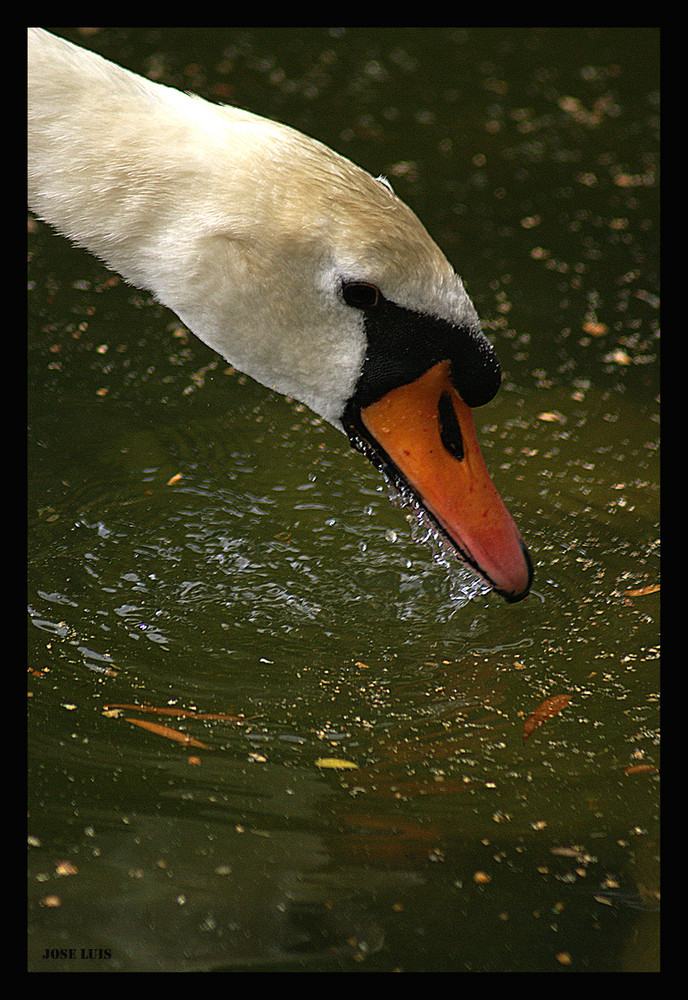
left=623, top=584, right=660, bottom=598
left=124, top=717, right=211, bottom=750
left=522, top=694, right=572, bottom=743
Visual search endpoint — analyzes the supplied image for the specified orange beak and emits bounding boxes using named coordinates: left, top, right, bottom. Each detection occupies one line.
left=358, top=360, right=533, bottom=602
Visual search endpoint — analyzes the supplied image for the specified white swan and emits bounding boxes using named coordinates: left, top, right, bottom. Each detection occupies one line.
left=27, top=27, right=533, bottom=602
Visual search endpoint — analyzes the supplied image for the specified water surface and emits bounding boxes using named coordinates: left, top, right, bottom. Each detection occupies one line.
left=28, top=27, right=659, bottom=972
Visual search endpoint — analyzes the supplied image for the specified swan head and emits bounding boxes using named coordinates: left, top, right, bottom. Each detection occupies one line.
left=181, top=144, right=533, bottom=603
left=26, top=28, right=532, bottom=601
left=97, top=117, right=534, bottom=603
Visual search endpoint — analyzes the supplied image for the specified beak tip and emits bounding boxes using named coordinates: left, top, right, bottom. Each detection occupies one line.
left=496, top=540, right=534, bottom=603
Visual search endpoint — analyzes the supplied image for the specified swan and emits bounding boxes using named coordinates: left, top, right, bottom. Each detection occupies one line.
left=27, top=27, right=533, bottom=602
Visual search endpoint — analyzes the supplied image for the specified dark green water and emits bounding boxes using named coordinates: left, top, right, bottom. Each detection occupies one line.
left=28, top=27, right=659, bottom=972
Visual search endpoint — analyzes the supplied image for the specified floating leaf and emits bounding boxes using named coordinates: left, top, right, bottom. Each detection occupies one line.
left=623, top=584, right=660, bottom=598
left=582, top=320, right=608, bottom=337
left=55, top=860, right=78, bottom=876
left=608, top=348, right=632, bottom=365
left=314, top=757, right=358, bottom=770
left=522, top=693, right=572, bottom=742
left=124, top=717, right=210, bottom=750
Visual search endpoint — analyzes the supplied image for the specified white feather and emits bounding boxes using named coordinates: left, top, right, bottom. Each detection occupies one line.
left=28, top=28, right=478, bottom=426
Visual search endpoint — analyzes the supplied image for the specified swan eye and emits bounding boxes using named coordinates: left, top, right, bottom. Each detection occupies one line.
left=342, top=281, right=380, bottom=309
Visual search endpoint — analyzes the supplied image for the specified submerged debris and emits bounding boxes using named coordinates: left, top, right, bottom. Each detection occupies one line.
left=522, top=693, right=573, bottom=742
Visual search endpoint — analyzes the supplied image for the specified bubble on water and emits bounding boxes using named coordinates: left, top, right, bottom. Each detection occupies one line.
left=347, top=427, right=493, bottom=607
left=382, top=474, right=492, bottom=608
